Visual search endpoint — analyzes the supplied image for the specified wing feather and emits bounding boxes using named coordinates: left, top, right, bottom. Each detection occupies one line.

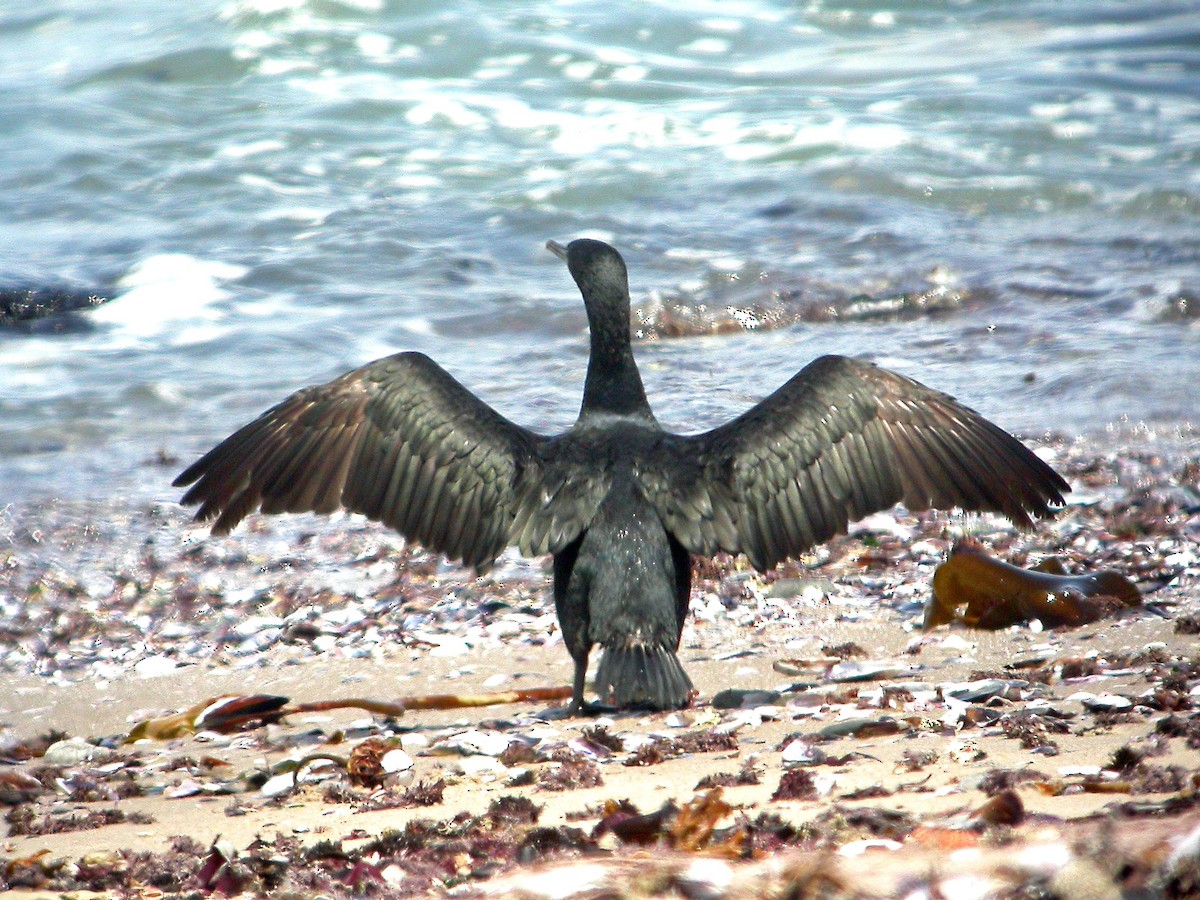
left=645, top=355, right=1068, bottom=570
left=174, top=351, right=589, bottom=571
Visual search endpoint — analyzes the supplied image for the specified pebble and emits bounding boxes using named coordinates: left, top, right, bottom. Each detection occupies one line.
left=1067, top=692, right=1134, bottom=711
left=434, top=729, right=516, bottom=757
left=711, top=688, right=781, bottom=709
left=260, top=773, right=297, bottom=797
left=43, top=737, right=100, bottom=766
left=948, top=739, right=986, bottom=763
left=134, top=655, right=178, bottom=678
left=382, top=748, right=414, bottom=775
left=780, top=739, right=827, bottom=767
left=452, top=756, right=510, bottom=778
left=400, top=733, right=430, bottom=752
left=826, top=661, right=912, bottom=683
left=943, top=679, right=1016, bottom=703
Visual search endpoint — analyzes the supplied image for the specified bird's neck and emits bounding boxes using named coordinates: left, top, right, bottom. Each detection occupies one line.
left=579, top=291, right=656, bottom=422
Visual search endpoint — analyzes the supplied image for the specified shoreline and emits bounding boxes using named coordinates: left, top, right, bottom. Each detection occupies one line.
left=1, top=433, right=1198, bottom=896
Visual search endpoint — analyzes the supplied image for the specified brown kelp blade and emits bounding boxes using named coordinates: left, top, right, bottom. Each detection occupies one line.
left=126, top=687, right=573, bottom=742
left=924, top=543, right=1140, bottom=630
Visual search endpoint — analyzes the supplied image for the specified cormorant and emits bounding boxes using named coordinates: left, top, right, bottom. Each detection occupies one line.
left=175, top=239, right=1069, bottom=712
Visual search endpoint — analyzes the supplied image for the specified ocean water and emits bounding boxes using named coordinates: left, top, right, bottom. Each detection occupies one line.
left=2, top=0, right=1198, bottom=505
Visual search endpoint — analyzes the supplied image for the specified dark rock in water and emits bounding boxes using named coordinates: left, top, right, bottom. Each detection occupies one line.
left=0, top=286, right=109, bottom=333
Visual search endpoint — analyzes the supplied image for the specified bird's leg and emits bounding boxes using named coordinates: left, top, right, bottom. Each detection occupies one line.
left=568, top=657, right=588, bottom=714
left=565, top=653, right=617, bottom=716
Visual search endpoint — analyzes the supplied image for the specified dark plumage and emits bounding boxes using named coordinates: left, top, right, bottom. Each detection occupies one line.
left=175, top=238, right=1069, bottom=712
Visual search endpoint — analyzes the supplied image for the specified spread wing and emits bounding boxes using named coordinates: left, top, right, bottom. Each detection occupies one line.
left=174, top=351, right=599, bottom=571
left=647, top=355, right=1069, bottom=571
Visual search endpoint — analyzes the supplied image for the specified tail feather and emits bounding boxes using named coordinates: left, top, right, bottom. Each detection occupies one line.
left=594, top=643, right=693, bottom=710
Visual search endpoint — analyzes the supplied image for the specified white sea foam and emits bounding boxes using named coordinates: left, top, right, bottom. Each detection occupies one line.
left=88, top=254, right=248, bottom=346
left=699, top=18, right=744, bottom=33
left=678, top=37, right=730, bottom=55
left=267, top=206, right=330, bottom=225
left=611, top=65, right=650, bottom=81
left=238, top=173, right=317, bottom=196
left=355, top=33, right=394, bottom=61
left=218, top=139, right=287, bottom=159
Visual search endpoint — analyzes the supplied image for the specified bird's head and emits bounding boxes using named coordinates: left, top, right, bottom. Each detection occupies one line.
left=546, top=239, right=629, bottom=307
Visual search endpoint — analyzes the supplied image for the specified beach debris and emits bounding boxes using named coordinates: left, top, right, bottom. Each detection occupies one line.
left=126, top=695, right=290, bottom=741
left=41, top=737, right=103, bottom=767
left=772, top=657, right=841, bottom=677
left=195, top=837, right=247, bottom=896
left=125, top=687, right=574, bottom=744
left=696, top=761, right=761, bottom=790
left=711, top=688, right=782, bottom=708
left=623, top=729, right=738, bottom=767
left=772, top=769, right=819, bottom=801
left=593, top=789, right=740, bottom=854
left=537, top=749, right=603, bottom=791
left=826, top=660, right=915, bottom=682
left=1, top=444, right=1198, bottom=896
left=432, top=728, right=518, bottom=758
left=345, top=738, right=414, bottom=788
left=924, top=543, right=1142, bottom=630
left=817, top=717, right=902, bottom=740
left=0, top=771, right=45, bottom=806
left=6, top=804, right=154, bottom=837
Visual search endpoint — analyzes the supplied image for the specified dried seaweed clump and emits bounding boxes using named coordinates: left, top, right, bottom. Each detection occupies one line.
left=998, top=712, right=1064, bottom=754
left=488, top=794, right=541, bottom=826
left=978, top=767, right=1052, bottom=797
left=1156, top=713, right=1200, bottom=749
left=1175, top=614, right=1200, bottom=635
left=594, top=790, right=747, bottom=855
left=5, top=804, right=154, bottom=836
left=697, top=761, right=761, bottom=790
left=359, top=814, right=596, bottom=891
left=806, top=805, right=916, bottom=845
left=772, top=769, right=818, bottom=802
left=625, top=729, right=739, bottom=767
left=538, top=749, right=603, bottom=792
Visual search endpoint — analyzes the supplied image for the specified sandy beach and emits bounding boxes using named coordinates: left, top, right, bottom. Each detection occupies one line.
left=2, top=431, right=1199, bottom=897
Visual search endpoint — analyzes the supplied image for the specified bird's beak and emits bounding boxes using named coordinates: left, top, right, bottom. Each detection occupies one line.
left=545, top=240, right=568, bottom=262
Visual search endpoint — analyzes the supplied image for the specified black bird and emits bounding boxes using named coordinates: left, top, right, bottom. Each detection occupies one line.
left=175, top=239, right=1069, bottom=712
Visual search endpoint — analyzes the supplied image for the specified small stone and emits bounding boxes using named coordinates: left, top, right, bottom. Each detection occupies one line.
left=400, top=733, right=430, bottom=752
left=43, top=737, right=99, bottom=766
left=948, top=739, right=986, bottom=763
left=436, top=729, right=516, bottom=757
left=453, top=756, right=509, bottom=777
left=134, top=655, right=178, bottom=678
left=1068, top=692, right=1133, bottom=711
left=382, top=748, right=414, bottom=774
left=260, top=772, right=296, bottom=798
left=781, top=739, right=827, bottom=767
left=827, top=661, right=911, bottom=683
left=168, top=779, right=204, bottom=798
left=711, top=689, right=781, bottom=709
